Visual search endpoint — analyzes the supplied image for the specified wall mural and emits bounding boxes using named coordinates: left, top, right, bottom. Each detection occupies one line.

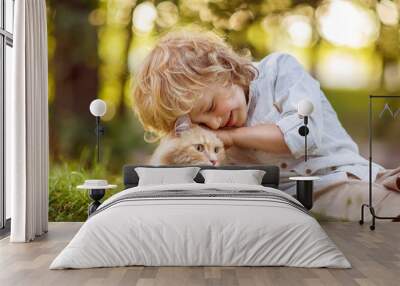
left=46, top=0, right=400, bottom=222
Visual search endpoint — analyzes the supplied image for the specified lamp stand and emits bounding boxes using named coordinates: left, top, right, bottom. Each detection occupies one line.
left=88, top=189, right=105, bottom=216
left=295, top=179, right=313, bottom=210
left=298, top=116, right=309, bottom=162
left=95, top=116, right=105, bottom=164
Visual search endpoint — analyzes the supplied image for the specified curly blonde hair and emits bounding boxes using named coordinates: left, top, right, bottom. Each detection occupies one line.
left=132, top=30, right=258, bottom=141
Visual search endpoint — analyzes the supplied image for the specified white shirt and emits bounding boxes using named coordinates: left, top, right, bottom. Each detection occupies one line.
left=226, top=52, right=383, bottom=195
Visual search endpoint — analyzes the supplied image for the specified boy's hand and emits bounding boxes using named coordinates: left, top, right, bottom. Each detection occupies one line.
left=210, top=124, right=291, bottom=155
left=212, top=128, right=235, bottom=149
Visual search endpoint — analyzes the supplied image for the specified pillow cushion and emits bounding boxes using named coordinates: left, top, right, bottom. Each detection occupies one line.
left=135, top=167, right=200, bottom=186
left=200, top=169, right=266, bottom=185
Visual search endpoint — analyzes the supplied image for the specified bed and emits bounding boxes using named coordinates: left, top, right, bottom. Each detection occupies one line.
left=50, top=165, right=350, bottom=269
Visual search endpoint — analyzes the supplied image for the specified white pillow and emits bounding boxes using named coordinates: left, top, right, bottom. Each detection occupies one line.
left=200, top=169, right=266, bottom=185
left=135, top=167, right=200, bottom=186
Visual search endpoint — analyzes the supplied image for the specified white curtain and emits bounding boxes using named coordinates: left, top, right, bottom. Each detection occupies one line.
left=7, top=0, right=49, bottom=242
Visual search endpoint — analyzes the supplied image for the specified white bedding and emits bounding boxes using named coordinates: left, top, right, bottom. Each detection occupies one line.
left=50, top=183, right=351, bottom=269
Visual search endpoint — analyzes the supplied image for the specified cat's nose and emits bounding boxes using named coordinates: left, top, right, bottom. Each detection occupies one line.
left=210, top=160, right=217, bottom=165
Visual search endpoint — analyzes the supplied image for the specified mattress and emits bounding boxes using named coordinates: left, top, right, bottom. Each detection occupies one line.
left=50, top=183, right=351, bottom=269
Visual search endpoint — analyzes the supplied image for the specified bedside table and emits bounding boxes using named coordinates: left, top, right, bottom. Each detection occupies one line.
left=77, top=180, right=117, bottom=216
left=289, top=176, right=320, bottom=210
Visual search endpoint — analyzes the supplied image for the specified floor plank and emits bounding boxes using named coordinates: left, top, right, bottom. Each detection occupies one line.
left=0, top=222, right=399, bottom=286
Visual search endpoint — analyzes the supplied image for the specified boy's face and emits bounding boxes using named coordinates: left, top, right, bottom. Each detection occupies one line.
left=189, top=84, right=248, bottom=130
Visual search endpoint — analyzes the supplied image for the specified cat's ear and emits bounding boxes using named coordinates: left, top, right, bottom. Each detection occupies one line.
left=174, top=114, right=192, bottom=137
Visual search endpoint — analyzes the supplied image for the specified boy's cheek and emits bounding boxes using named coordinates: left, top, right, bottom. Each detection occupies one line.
left=215, top=98, right=235, bottom=114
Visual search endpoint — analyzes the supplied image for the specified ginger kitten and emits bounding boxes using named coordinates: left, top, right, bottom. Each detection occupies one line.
left=150, top=115, right=226, bottom=166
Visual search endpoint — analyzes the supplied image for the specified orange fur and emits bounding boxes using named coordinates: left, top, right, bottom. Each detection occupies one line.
left=150, top=125, right=226, bottom=166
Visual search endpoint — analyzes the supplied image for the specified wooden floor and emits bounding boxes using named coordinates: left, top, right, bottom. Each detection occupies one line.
left=0, top=222, right=399, bottom=286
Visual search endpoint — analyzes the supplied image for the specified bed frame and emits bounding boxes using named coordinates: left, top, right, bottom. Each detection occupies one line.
left=123, top=165, right=280, bottom=189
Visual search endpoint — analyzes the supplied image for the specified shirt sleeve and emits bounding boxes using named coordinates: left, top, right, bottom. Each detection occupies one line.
left=273, top=54, right=324, bottom=159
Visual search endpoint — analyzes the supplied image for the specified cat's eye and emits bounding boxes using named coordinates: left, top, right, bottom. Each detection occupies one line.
left=214, top=147, right=219, bottom=153
left=195, top=144, right=204, bottom=152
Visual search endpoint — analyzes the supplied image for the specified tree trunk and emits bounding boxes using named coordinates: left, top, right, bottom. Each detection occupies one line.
left=48, top=0, right=99, bottom=160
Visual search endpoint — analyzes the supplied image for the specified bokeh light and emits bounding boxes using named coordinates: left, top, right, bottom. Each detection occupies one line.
left=315, top=46, right=382, bottom=90
left=316, top=0, right=380, bottom=48
left=156, top=1, right=179, bottom=28
left=283, top=15, right=313, bottom=47
left=376, top=0, right=399, bottom=26
left=132, top=2, right=157, bottom=33
left=229, top=10, right=254, bottom=31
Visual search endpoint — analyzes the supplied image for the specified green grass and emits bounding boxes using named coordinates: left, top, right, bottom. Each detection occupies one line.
left=49, top=160, right=123, bottom=222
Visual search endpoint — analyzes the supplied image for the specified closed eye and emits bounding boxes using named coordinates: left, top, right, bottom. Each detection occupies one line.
left=206, top=100, right=215, bottom=113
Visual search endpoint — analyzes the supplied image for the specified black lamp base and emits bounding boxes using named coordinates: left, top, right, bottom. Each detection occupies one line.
left=88, top=189, right=105, bottom=216
left=295, top=180, right=313, bottom=210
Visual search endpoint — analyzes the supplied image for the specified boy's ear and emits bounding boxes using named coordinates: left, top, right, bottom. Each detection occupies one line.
left=174, top=114, right=192, bottom=137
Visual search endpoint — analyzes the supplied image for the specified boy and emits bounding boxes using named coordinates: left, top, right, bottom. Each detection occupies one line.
left=133, top=31, right=400, bottom=221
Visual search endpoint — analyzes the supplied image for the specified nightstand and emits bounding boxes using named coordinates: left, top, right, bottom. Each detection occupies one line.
left=77, top=180, right=117, bottom=216
left=289, top=176, right=320, bottom=210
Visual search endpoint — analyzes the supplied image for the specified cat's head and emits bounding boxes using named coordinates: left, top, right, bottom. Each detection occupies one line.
left=153, top=115, right=226, bottom=166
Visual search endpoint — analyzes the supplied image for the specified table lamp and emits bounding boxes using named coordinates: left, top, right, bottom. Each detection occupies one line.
left=289, top=99, right=319, bottom=210
left=78, top=99, right=114, bottom=217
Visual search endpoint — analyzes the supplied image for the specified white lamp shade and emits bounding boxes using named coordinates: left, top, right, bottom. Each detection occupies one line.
left=297, top=99, right=314, bottom=116
left=90, top=99, right=107, bottom=117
